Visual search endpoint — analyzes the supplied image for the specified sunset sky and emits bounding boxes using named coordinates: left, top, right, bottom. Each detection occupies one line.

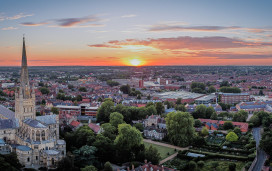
left=1, top=0, right=272, bottom=66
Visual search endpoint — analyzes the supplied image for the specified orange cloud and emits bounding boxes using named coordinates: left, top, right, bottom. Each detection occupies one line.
left=88, top=36, right=272, bottom=50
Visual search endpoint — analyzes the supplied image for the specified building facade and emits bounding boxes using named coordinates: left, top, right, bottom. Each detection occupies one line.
left=0, top=37, right=66, bottom=169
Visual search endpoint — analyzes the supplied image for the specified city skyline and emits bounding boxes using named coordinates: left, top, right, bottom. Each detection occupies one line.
left=1, top=0, right=272, bottom=66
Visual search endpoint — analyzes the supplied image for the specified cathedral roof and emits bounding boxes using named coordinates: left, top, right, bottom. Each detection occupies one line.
left=44, top=150, right=59, bottom=155
left=0, top=119, right=18, bottom=129
left=36, top=115, right=57, bottom=125
left=17, top=145, right=32, bottom=151
left=24, top=118, right=47, bottom=128
left=0, top=105, right=15, bottom=119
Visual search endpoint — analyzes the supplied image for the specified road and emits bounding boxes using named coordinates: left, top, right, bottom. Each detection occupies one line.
left=252, top=128, right=267, bottom=171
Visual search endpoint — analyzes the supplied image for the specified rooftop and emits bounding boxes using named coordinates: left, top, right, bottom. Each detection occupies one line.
left=24, top=118, right=47, bottom=128
left=17, top=145, right=32, bottom=151
left=36, top=115, right=57, bottom=125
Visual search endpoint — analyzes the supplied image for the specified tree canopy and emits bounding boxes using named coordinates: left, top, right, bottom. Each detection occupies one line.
left=166, top=111, right=195, bottom=147
left=226, top=132, right=238, bottom=142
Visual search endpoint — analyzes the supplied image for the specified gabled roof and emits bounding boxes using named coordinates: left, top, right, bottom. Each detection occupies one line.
left=88, top=123, right=100, bottom=134
left=0, top=105, right=15, bottom=119
left=36, top=115, right=57, bottom=125
left=24, top=118, right=47, bottom=128
left=0, top=119, right=18, bottom=129
left=17, top=145, right=32, bottom=151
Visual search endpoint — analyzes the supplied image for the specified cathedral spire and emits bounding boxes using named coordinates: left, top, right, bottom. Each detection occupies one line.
left=20, top=36, right=30, bottom=98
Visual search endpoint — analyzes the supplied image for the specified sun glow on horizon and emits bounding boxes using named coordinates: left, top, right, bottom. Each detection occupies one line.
left=129, top=59, right=141, bottom=66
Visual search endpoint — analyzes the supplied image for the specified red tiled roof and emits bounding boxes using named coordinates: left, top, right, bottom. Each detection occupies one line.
left=70, top=120, right=81, bottom=127
left=88, top=123, right=100, bottom=134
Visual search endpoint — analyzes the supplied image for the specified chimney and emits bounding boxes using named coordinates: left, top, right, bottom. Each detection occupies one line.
left=117, top=169, right=120, bottom=171
left=162, top=165, right=164, bottom=171
left=132, top=164, right=135, bottom=171
left=127, top=167, right=130, bottom=171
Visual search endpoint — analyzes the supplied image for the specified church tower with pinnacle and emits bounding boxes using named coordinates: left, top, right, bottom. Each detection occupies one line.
left=15, top=37, right=36, bottom=122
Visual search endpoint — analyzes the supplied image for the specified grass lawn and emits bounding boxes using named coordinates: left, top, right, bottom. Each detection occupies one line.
left=201, top=159, right=246, bottom=171
left=143, top=142, right=176, bottom=160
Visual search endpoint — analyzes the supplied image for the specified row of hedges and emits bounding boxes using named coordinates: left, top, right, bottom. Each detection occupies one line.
left=177, top=150, right=255, bottom=162
left=192, top=145, right=255, bottom=155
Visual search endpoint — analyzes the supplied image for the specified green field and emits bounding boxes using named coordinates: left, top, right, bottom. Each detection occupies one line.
left=143, top=142, right=176, bottom=160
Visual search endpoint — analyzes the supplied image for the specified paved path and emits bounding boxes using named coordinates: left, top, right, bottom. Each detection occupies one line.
left=159, top=152, right=178, bottom=165
left=143, top=139, right=188, bottom=151
left=252, top=128, right=267, bottom=171
left=143, top=139, right=188, bottom=164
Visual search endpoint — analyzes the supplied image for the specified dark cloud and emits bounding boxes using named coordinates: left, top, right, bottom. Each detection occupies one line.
left=21, top=15, right=102, bottom=28
left=56, top=16, right=98, bottom=27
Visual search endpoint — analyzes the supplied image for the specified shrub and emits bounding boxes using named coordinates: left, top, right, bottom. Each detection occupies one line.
left=197, top=160, right=205, bottom=168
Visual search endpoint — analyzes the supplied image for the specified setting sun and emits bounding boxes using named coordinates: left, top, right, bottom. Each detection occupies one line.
left=130, top=59, right=141, bottom=66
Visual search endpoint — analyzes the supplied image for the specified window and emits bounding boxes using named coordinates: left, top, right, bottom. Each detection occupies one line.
left=36, top=156, right=38, bottom=160
left=27, top=158, right=30, bottom=162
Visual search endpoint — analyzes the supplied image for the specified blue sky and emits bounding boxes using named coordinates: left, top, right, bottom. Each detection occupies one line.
left=0, top=0, right=272, bottom=66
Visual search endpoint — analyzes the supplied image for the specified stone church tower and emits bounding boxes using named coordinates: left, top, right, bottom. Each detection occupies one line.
left=15, top=37, right=36, bottom=123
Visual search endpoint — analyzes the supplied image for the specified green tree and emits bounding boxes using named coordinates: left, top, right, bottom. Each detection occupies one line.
left=155, top=102, right=165, bottom=115
left=68, top=84, right=74, bottom=89
left=234, top=127, right=241, bottom=135
left=220, top=86, right=241, bottom=93
left=76, top=95, right=82, bottom=101
left=194, top=119, right=202, bottom=127
left=226, top=132, right=238, bottom=142
left=201, top=127, right=209, bottom=137
left=120, top=84, right=131, bottom=94
left=57, top=156, right=77, bottom=171
left=164, top=101, right=174, bottom=109
left=109, top=112, right=124, bottom=128
left=134, top=123, right=144, bottom=132
left=175, top=104, right=186, bottom=112
left=192, top=87, right=204, bottom=93
left=97, top=100, right=115, bottom=123
left=104, top=162, right=113, bottom=171
left=223, top=121, right=234, bottom=130
left=93, top=134, right=114, bottom=162
left=220, top=81, right=230, bottom=87
left=101, top=123, right=117, bottom=140
left=191, top=82, right=206, bottom=91
left=260, top=131, right=272, bottom=156
left=106, top=80, right=119, bottom=87
left=205, top=106, right=215, bottom=119
left=166, top=111, right=195, bottom=147
left=176, top=98, right=182, bottom=105
left=81, top=165, right=97, bottom=171
left=79, top=87, right=87, bottom=92
left=210, top=161, right=219, bottom=170
left=210, top=112, right=218, bottom=120
left=41, top=99, right=46, bottom=105
left=146, top=105, right=157, bottom=116
left=145, top=145, right=161, bottom=165
left=188, top=161, right=197, bottom=171
left=208, top=86, right=216, bottom=93
left=114, top=124, right=143, bottom=161
left=197, top=161, right=205, bottom=168
left=192, top=104, right=207, bottom=119
left=51, top=106, right=59, bottom=114
left=73, top=145, right=97, bottom=168
left=39, top=87, right=50, bottom=94
left=229, top=163, right=236, bottom=171
left=233, top=110, right=248, bottom=122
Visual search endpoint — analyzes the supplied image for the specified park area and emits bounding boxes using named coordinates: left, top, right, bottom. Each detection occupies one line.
left=143, top=141, right=176, bottom=160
